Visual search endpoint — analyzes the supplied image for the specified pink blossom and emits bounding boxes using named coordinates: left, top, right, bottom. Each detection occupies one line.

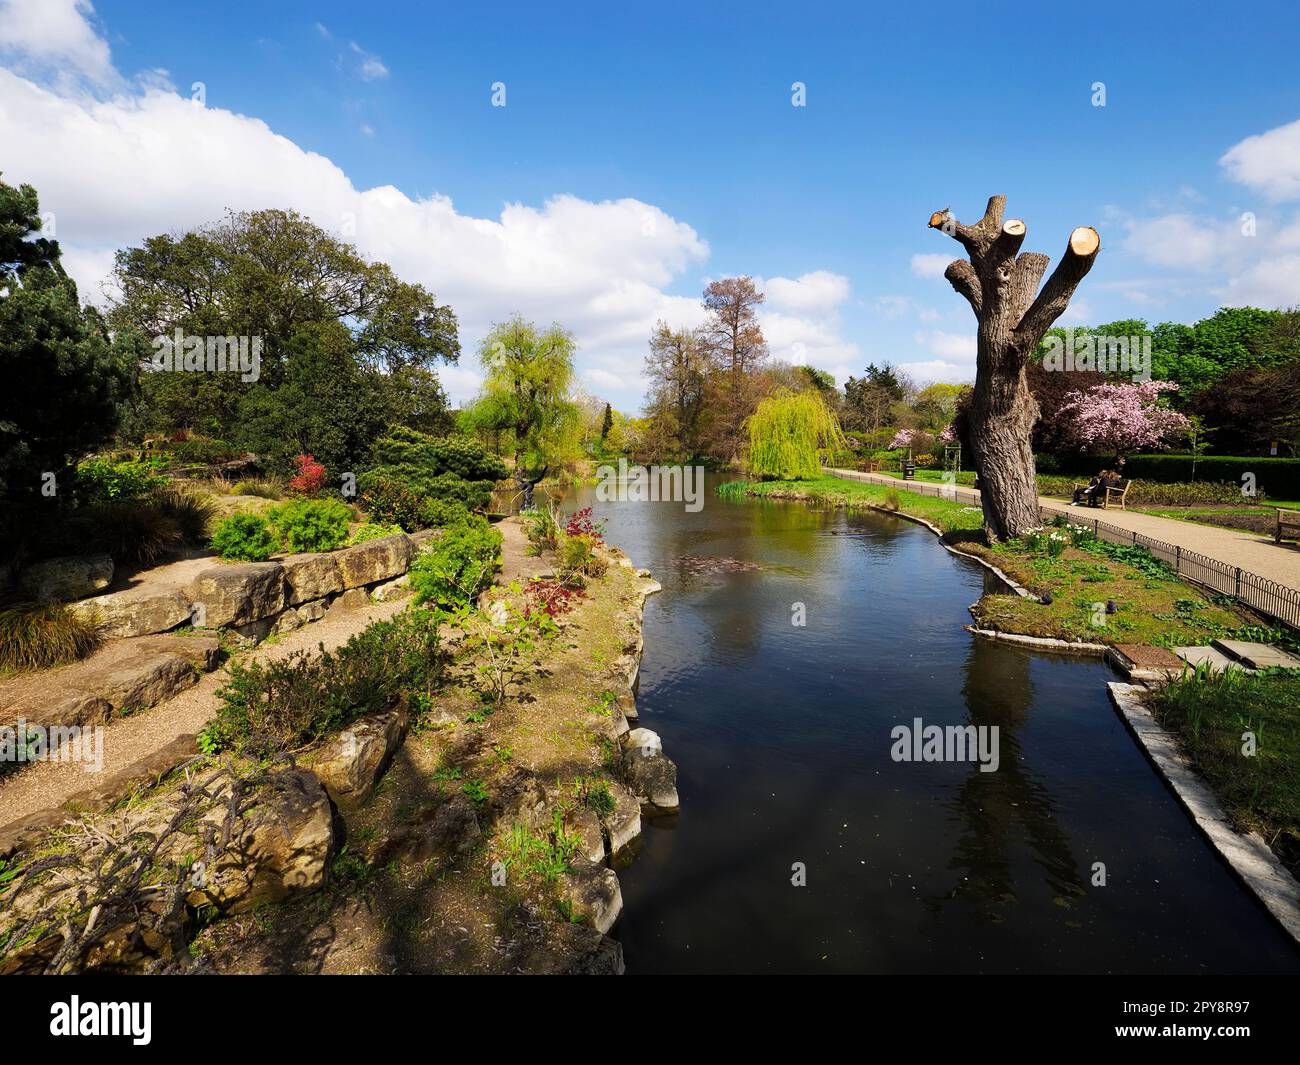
left=890, top=428, right=914, bottom=448
left=1056, top=381, right=1189, bottom=454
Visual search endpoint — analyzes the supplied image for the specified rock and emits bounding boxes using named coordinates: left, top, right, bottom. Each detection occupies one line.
left=62, top=734, right=199, bottom=814
left=271, top=608, right=302, bottom=635
left=570, top=806, right=607, bottom=864
left=20, top=554, right=113, bottom=603
left=297, top=598, right=329, bottom=624
left=567, top=934, right=626, bottom=975
left=230, top=616, right=275, bottom=646
left=189, top=562, right=285, bottom=628
left=133, top=633, right=221, bottom=673
left=625, top=727, right=662, bottom=755
left=191, top=768, right=334, bottom=914
left=333, top=534, right=412, bottom=590
left=369, top=574, right=410, bottom=602
left=70, top=586, right=192, bottom=638
left=313, top=710, right=408, bottom=810
left=561, top=859, right=623, bottom=934
left=409, top=529, right=442, bottom=549
left=610, top=706, right=630, bottom=739
left=280, top=552, right=344, bottom=606
left=26, top=691, right=113, bottom=729
left=616, top=691, right=639, bottom=723
left=491, top=769, right=549, bottom=830
left=98, top=651, right=199, bottom=715
left=327, top=588, right=370, bottom=617
left=622, top=747, right=679, bottom=812
left=601, top=783, right=641, bottom=855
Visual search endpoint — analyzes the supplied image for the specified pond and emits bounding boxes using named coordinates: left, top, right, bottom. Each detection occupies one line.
left=560, top=473, right=1300, bottom=974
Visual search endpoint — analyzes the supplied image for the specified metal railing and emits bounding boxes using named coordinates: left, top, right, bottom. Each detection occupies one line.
left=825, top=468, right=1300, bottom=631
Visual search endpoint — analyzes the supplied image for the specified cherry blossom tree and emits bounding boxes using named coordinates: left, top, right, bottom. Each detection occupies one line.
left=1055, top=381, right=1189, bottom=459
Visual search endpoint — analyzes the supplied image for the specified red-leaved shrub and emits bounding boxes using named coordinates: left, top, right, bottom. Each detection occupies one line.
left=288, top=454, right=326, bottom=496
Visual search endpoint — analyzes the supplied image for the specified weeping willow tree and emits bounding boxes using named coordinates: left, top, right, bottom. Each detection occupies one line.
left=746, top=388, right=846, bottom=480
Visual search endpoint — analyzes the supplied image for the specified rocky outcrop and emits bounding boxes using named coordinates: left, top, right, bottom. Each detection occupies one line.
left=280, top=552, right=344, bottom=606
left=70, top=585, right=191, bottom=638
left=189, top=562, right=284, bottom=628
left=570, top=807, right=607, bottom=864
left=190, top=769, right=335, bottom=914
left=20, top=554, right=113, bottom=603
left=561, top=859, right=623, bottom=934
left=622, top=746, right=679, bottom=813
left=334, top=534, right=413, bottom=590
left=312, top=710, right=408, bottom=810
left=602, top=783, right=642, bottom=856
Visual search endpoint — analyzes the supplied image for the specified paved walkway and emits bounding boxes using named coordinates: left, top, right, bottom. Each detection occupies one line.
left=825, top=468, right=1300, bottom=597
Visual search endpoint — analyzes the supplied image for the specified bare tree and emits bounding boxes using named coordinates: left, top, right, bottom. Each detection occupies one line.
left=929, top=196, right=1099, bottom=540
left=698, top=277, right=769, bottom=460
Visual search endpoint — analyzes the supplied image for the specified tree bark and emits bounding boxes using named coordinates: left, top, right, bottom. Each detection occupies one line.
left=929, top=199, right=1099, bottom=541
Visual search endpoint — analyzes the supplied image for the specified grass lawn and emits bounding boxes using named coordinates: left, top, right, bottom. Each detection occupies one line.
left=1150, top=670, right=1300, bottom=879
left=728, top=475, right=1281, bottom=648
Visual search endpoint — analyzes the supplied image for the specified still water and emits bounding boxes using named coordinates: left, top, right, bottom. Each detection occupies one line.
left=562, top=474, right=1300, bottom=974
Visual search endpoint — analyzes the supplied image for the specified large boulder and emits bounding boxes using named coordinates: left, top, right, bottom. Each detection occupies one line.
left=70, top=586, right=192, bottom=638
left=312, top=710, right=408, bottom=810
left=189, top=769, right=334, bottom=914
left=561, top=859, right=623, bottom=934
left=97, top=651, right=199, bottom=714
left=280, top=552, right=344, bottom=606
left=20, top=554, right=113, bottom=603
left=188, top=562, right=285, bottom=628
left=622, top=747, right=679, bottom=813
left=601, top=782, right=642, bottom=856
left=570, top=806, right=607, bottom=864
left=333, top=534, right=412, bottom=589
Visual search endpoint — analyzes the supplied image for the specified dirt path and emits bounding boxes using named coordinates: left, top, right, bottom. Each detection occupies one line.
left=0, top=595, right=409, bottom=829
left=826, top=469, right=1300, bottom=596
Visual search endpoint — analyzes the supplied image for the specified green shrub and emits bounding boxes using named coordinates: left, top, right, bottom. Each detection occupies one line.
left=359, top=475, right=426, bottom=531
left=0, top=602, right=102, bottom=673
left=171, top=437, right=239, bottom=466
left=267, top=497, right=352, bottom=553
left=409, top=515, right=503, bottom=610
left=346, top=522, right=403, bottom=545
left=204, top=608, right=444, bottom=757
left=557, top=533, right=606, bottom=584
left=419, top=498, right=471, bottom=528
left=371, top=428, right=508, bottom=483
left=209, top=514, right=278, bottom=561
left=74, top=459, right=167, bottom=503
left=521, top=505, right=561, bottom=554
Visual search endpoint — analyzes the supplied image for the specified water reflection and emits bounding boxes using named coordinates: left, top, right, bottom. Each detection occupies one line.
left=553, top=475, right=1300, bottom=973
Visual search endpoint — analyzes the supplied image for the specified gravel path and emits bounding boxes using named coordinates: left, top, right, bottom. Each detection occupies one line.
left=0, top=595, right=409, bottom=828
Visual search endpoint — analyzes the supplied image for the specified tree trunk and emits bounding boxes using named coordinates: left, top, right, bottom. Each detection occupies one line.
left=929, top=198, right=1099, bottom=541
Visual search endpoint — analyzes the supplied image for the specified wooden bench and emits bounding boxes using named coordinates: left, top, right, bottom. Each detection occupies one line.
left=1072, top=478, right=1132, bottom=509
left=1101, top=478, right=1131, bottom=510
left=1277, top=508, right=1300, bottom=545
left=865, top=459, right=882, bottom=473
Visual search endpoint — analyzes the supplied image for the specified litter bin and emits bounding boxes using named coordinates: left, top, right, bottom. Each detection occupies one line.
left=903, top=464, right=916, bottom=480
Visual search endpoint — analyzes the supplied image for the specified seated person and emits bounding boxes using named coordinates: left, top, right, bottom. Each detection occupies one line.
left=1072, top=469, right=1113, bottom=506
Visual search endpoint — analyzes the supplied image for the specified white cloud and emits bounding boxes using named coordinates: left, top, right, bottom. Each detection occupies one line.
left=0, top=0, right=114, bottom=88
left=910, top=253, right=951, bottom=279
left=763, top=270, right=850, bottom=313
left=348, top=41, right=388, bottom=81
left=1121, top=212, right=1223, bottom=271
left=1220, top=254, right=1300, bottom=309
left=0, top=64, right=715, bottom=409
left=1220, top=117, right=1300, bottom=203
left=872, top=294, right=911, bottom=319
left=896, top=359, right=971, bottom=385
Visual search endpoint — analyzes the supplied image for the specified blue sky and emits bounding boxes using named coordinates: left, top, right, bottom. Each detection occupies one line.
left=4, top=0, right=1300, bottom=412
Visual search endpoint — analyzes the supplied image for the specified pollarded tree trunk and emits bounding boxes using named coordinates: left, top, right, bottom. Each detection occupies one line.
left=928, top=197, right=1099, bottom=541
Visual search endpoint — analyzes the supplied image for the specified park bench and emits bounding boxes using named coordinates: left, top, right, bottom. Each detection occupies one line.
left=865, top=459, right=882, bottom=473
left=1101, top=478, right=1131, bottom=510
left=1071, top=477, right=1132, bottom=509
left=1277, top=508, right=1300, bottom=545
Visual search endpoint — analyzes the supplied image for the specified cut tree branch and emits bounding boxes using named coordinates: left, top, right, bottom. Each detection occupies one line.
left=928, top=195, right=1007, bottom=261
left=943, top=259, right=982, bottom=315
left=1014, top=227, right=1100, bottom=346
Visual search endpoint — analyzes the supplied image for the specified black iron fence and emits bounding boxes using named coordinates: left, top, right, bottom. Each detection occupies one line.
left=825, top=468, right=1300, bottom=631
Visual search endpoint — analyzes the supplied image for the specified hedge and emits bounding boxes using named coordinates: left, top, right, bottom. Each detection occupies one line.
left=1042, top=453, right=1300, bottom=497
